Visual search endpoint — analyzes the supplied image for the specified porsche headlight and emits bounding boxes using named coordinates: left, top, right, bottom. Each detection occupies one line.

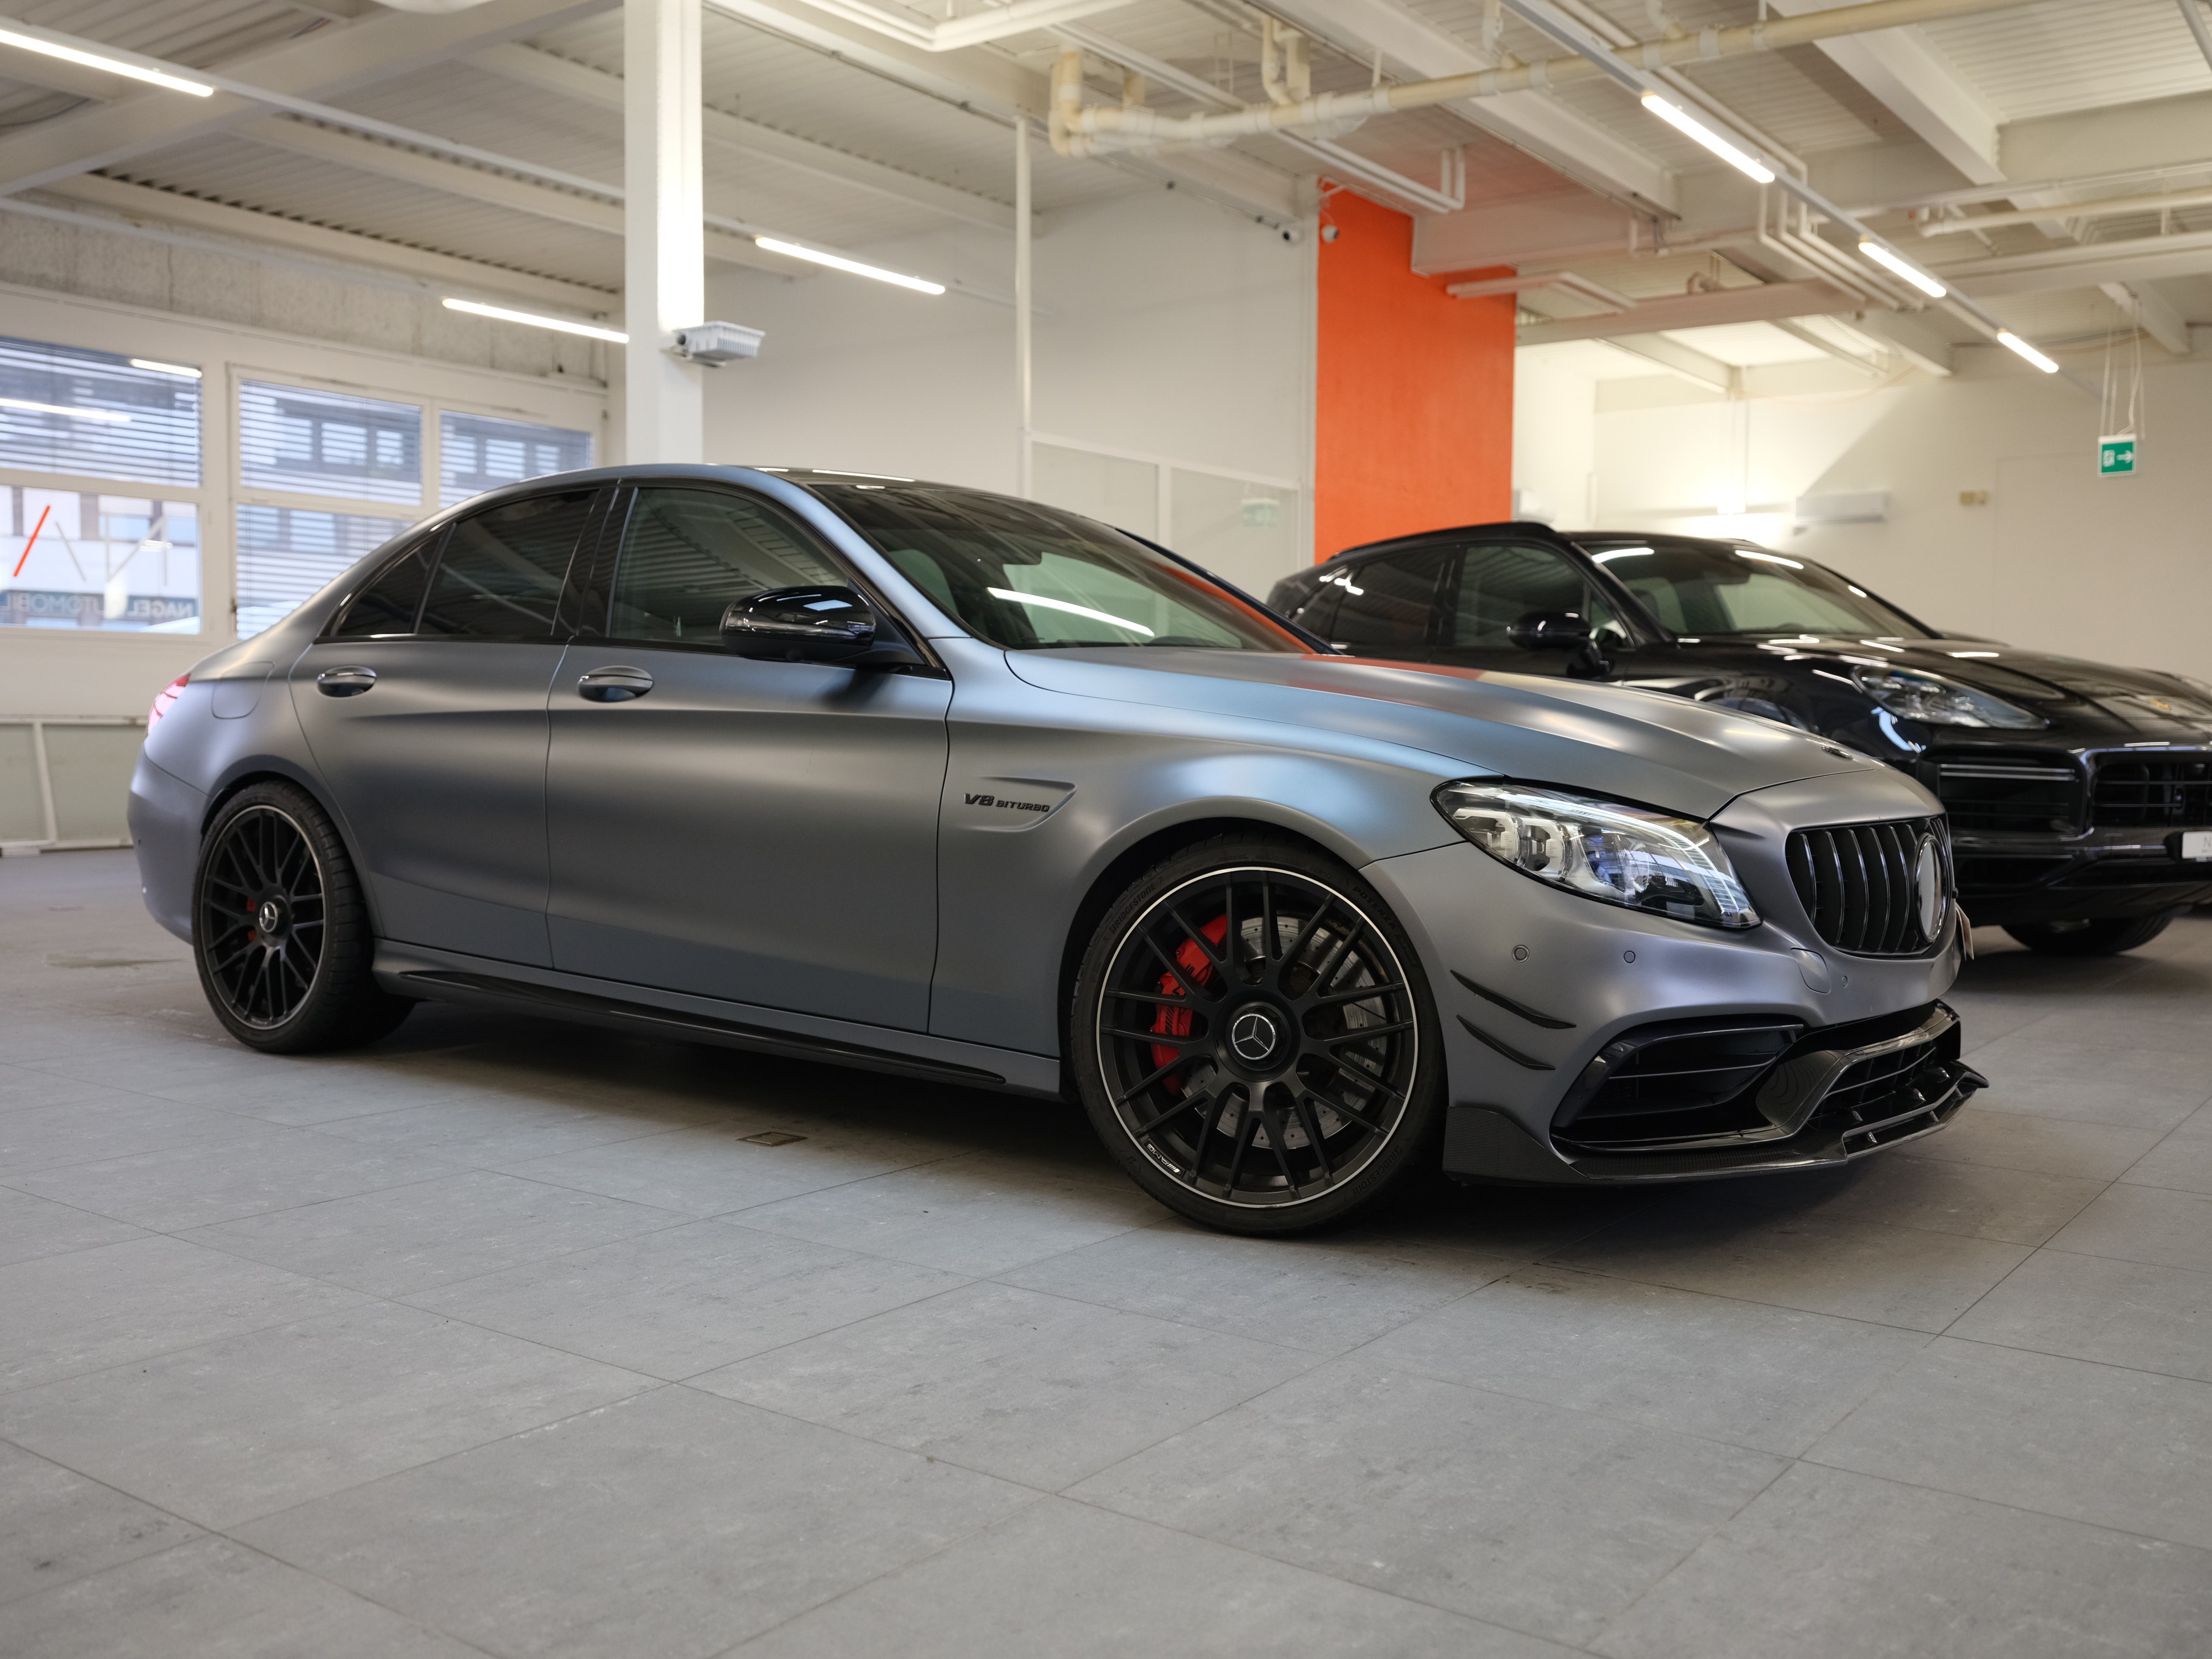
left=1434, top=781, right=1759, bottom=929
left=1850, top=666, right=2043, bottom=729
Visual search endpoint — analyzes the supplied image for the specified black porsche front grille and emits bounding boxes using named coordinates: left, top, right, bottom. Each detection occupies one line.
left=1786, top=817, right=1947, bottom=956
left=1933, top=758, right=2081, bottom=833
left=2091, top=755, right=2212, bottom=828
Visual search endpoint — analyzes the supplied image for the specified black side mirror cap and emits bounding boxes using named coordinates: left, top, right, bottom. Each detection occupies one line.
left=721, top=586, right=925, bottom=669
left=1507, top=609, right=1596, bottom=651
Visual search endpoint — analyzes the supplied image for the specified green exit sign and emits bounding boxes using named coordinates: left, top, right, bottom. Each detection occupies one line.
left=2099, top=435, right=2138, bottom=476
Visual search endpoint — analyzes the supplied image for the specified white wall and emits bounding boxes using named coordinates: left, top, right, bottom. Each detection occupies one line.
left=1589, top=353, right=2212, bottom=682
left=1511, top=349, right=1599, bottom=528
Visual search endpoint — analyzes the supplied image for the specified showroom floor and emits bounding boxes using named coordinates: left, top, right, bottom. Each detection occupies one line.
left=1, top=852, right=2208, bottom=1658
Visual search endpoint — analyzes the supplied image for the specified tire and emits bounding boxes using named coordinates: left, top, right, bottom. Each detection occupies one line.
left=1071, top=833, right=1445, bottom=1235
left=193, top=780, right=412, bottom=1053
left=2003, top=910, right=2180, bottom=957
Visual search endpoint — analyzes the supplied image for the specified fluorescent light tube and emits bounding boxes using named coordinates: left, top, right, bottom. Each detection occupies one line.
left=442, top=298, right=627, bottom=343
left=754, top=237, right=946, bottom=295
left=129, top=358, right=201, bottom=378
left=0, top=25, right=213, bottom=96
left=1857, top=240, right=1946, bottom=298
left=1997, top=331, right=2059, bottom=373
left=0, top=395, right=130, bottom=423
left=1639, top=94, right=1775, bottom=184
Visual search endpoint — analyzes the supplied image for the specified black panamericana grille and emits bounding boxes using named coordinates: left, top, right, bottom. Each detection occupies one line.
left=2092, top=755, right=2212, bottom=828
left=1786, top=816, right=1947, bottom=956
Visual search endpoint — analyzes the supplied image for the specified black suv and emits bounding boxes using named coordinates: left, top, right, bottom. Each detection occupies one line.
left=1269, top=524, right=2212, bottom=955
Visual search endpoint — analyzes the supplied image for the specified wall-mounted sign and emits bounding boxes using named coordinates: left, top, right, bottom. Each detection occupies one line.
left=2099, top=435, right=2138, bottom=476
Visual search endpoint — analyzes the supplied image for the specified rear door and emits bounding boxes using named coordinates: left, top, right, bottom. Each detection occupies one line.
left=289, top=487, right=604, bottom=966
left=1430, top=539, right=1632, bottom=678
left=1296, top=546, right=1449, bottom=661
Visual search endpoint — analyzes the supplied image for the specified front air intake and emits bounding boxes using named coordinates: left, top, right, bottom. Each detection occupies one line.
left=1786, top=816, right=1949, bottom=957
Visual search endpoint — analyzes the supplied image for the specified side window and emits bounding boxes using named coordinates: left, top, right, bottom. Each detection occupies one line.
left=416, top=489, right=597, bottom=639
left=1282, top=580, right=1340, bottom=635
left=1323, top=549, right=1447, bottom=652
left=1449, top=543, right=1621, bottom=649
left=330, top=533, right=440, bottom=639
left=607, top=488, right=844, bottom=644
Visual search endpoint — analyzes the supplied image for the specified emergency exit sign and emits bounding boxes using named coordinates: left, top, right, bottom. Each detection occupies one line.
left=2099, top=435, right=2138, bottom=476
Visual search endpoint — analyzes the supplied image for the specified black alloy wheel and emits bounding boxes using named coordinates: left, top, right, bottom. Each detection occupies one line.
left=193, top=780, right=413, bottom=1053
left=1074, top=836, right=1442, bottom=1233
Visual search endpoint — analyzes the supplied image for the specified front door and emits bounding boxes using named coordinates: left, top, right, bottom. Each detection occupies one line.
left=289, top=487, right=603, bottom=966
left=1429, top=540, right=1632, bottom=678
left=544, top=484, right=950, bottom=1030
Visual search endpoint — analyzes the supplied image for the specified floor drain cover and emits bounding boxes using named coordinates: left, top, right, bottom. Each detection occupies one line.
left=740, top=1130, right=807, bottom=1147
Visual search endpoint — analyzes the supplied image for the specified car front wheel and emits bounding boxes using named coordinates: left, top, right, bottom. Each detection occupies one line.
left=1072, top=834, right=1444, bottom=1234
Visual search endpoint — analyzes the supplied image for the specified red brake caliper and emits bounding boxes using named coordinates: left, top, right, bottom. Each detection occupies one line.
left=1150, top=913, right=1229, bottom=1089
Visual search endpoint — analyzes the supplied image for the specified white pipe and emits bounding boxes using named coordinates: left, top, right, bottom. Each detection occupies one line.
left=2184, top=0, right=2212, bottom=72
left=1015, top=115, right=1032, bottom=498
left=778, top=0, right=1131, bottom=53
left=1919, top=184, right=2212, bottom=235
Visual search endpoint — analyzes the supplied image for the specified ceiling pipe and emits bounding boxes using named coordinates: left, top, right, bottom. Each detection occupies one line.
left=2183, top=0, right=2212, bottom=72
left=1919, top=184, right=2212, bottom=235
left=774, top=0, right=1132, bottom=52
left=369, top=0, right=501, bottom=12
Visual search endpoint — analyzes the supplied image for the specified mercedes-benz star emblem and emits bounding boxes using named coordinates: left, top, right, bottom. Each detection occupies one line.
left=1913, top=835, right=1945, bottom=940
left=257, top=900, right=281, bottom=935
left=1229, top=1009, right=1279, bottom=1064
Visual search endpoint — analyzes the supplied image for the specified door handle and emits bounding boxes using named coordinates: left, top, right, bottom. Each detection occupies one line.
left=315, top=666, right=377, bottom=697
left=577, top=665, right=654, bottom=703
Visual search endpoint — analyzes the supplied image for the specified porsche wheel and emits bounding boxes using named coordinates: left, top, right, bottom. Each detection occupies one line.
left=194, top=780, right=411, bottom=1053
left=1072, top=835, right=1443, bottom=1234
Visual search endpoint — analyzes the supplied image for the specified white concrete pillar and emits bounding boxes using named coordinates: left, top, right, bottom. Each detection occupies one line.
left=1014, top=115, right=1032, bottom=497
left=624, top=0, right=705, bottom=463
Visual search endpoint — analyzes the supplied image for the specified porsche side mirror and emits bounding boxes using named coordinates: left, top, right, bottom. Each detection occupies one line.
left=721, top=586, right=924, bottom=668
left=1507, top=610, right=1595, bottom=651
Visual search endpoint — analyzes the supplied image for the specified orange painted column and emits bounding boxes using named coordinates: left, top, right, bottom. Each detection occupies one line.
left=1314, top=190, right=1515, bottom=560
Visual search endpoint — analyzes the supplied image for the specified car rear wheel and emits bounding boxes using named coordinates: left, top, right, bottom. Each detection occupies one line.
left=1071, top=834, right=1444, bottom=1235
left=194, top=780, right=412, bottom=1053
left=2003, top=910, right=2180, bottom=957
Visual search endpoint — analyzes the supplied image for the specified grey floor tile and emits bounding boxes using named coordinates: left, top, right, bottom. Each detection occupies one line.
left=313, top=1091, right=711, bottom=1165
left=406, top=1218, right=969, bottom=1379
left=1808, top=1336, right=2212, bottom=1550
left=1366, top=1265, right=1931, bottom=1455
left=1968, top=1035, right=2211, bottom=1131
left=1592, top=1462, right=2212, bottom=1659
left=1000, top=1219, right=1510, bottom=1353
left=0, top=1536, right=480, bottom=1658
left=728, top=1496, right=1575, bottom=1659
left=181, top=1168, right=687, bottom=1297
left=0, top=1185, right=147, bottom=1267
left=0, top=1063, right=139, bottom=1113
left=0, top=1300, right=651, bottom=1527
left=1906, top=1105, right=2164, bottom=1182
left=695, top=1280, right=1315, bottom=1488
left=1745, top=1154, right=2107, bottom=1246
left=1949, top=1248, right=2212, bottom=1382
left=0, top=1234, right=367, bottom=1395
left=0, top=1441, right=199, bottom=1606
left=2046, top=1181, right=2212, bottom=1272
left=233, top=1385, right=1032, bottom=1659
left=1068, top=1355, right=1785, bottom=1646
left=1553, top=1202, right=2032, bottom=1333
left=0, top=1094, right=262, bottom=1178
left=2122, top=1106, right=2212, bottom=1197
left=725, top=1152, right=1168, bottom=1275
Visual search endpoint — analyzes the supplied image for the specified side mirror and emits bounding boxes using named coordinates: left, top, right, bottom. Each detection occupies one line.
left=721, top=586, right=924, bottom=668
left=1506, top=610, right=1595, bottom=651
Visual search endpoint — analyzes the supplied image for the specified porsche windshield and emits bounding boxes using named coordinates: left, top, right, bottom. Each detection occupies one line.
left=813, top=481, right=1307, bottom=653
left=1583, top=540, right=1931, bottom=640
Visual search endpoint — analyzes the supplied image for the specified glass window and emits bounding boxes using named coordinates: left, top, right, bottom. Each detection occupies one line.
left=1584, top=540, right=1929, bottom=638
left=236, top=505, right=410, bottom=638
left=440, top=411, right=594, bottom=507
left=1449, top=543, right=1620, bottom=649
left=1031, top=444, right=1157, bottom=539
left=0, top=336, right=200, bottom=488
left=239, top=380, right=421, bottom=505
left=823, top=483, right=1305, bottom=653
left=1169, top=469, right=1300, bottom=598
left=418, top=489, right=595, bottom=638
left=607, top=488, right=842, bottom=644
left=1, top=488, right=200, bottom=633
left=1321, top=549, right=1446, bottom=652
left=331, top=536, right=438, bottom=639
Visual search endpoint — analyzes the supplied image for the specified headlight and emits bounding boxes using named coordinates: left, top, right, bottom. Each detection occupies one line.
left=1434, top=781, right=1759, bottom=930
left=1850, top=666, right=2044, bottom=729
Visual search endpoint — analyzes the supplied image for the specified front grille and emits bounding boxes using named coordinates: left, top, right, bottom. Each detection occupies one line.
left=1786, top=817, right=1948, bottom=956
left=2091, top=754, right=2212, bottom=828
left=1933, top=758, right=2081, bottom=833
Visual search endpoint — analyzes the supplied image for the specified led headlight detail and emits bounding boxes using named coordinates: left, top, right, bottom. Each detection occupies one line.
left=1434, top=781, right=1759, bottom=929
left=1849, top=666, right=2043, bottom=729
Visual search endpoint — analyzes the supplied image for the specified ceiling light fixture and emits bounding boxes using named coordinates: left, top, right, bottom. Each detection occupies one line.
left=441, top=298, right=627, bottom=343
left=0, top=395, right=130, bottom=423
left=1856, top=240, right=1946, bottom=298
left=0, top=24, right=213, bottom=96
left=1997, top=331, right=2060, bottom=373
left=754, top=237, right=946, bottom=295
left=129, top=358, right=201, bottom=379
left=1639, top=93, right=1774, bottom=184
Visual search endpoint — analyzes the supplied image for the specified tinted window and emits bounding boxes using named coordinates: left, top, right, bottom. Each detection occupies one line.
left=1449, top=543, right=1623, bottom=648
left=417, top=489, right=596, bottom=638
left=607, top=488, right=843, bottom=644
left=823, top=483, right=1304, bottom=653
left=1585, top=540, right=1928, bottom=638
left=331, top=535, right=438, bottom=638
left=1322, top=549, right=1446, bottom=652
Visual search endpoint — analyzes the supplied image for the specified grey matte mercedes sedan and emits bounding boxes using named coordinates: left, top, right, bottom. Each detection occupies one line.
left=129, top=467, right=1983, bottom=1233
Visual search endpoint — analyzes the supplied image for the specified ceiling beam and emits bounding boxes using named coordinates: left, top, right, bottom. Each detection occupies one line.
left=1517, top=280, right=1858, bottom=343
left=1604, top=333, right=1738, bottom=393
left=469, top=42, right=1016, bottom=232
left=1944, top=226, right=2212, bottom=295
left=1764, top=0, right=2003, bottom=185
left=0, top=0, right=615, bottom=197
left=2100, top=280, right=2192, bottom=356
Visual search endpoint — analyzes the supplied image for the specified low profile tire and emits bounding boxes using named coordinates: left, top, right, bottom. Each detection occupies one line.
left=193, top=780, right=411, bottom=1053
left=2004, top=910, right=2180, bottom=957
left=1071, top=834, right=1445, bottom=1235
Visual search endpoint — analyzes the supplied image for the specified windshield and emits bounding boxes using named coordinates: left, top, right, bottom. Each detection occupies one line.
left=813, top=482, right=1307, bottom=653
left=1582, top=540, right=1931, bottom=640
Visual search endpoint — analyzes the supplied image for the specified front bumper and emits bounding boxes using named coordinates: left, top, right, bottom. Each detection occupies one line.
left=1954, top=828, right=2212, bottom=926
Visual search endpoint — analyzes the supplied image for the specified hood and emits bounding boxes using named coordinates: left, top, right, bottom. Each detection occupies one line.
left=1006, top=648, right=1891, bottom=818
